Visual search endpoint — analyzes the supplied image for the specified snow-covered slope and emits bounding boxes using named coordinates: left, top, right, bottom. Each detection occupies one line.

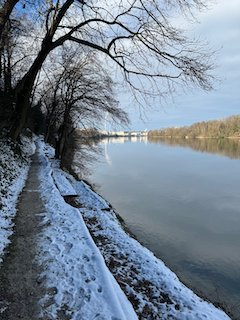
left=36, top=138, right=138, bottom=319
left=36, top=138, right=231, bottom=320
left=0, top=135, right=36, bottom=263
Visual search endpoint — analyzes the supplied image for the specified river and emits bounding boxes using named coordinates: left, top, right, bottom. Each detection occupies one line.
left=87, top=137, right=240, bottom=319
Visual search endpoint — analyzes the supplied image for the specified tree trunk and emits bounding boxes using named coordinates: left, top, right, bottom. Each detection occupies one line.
left=0, top=0, right=19, bottom=40
left=45, top=95, right=58, bottom=143
left=4, top=0, right=75, bottom=141
left=9, top=44, right=51, bottom=141
left=57, top=105, right=71, bottom=159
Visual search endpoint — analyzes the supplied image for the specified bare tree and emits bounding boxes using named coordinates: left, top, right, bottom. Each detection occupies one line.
left=37, top=48, right=129, bottom=159
left=4, top=0, right=217, bottom=140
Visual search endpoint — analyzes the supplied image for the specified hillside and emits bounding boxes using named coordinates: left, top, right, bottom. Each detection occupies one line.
left=148, top=115, right=240, bottom=139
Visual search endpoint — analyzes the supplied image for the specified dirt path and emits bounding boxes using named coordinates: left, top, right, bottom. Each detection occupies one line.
left=0, top=148, right=46, bottom=320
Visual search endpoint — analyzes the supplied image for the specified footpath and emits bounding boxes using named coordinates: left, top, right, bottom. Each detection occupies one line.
left=0, top=149, right=46, bottom=319
left=0, top=142, right=138, bottom=320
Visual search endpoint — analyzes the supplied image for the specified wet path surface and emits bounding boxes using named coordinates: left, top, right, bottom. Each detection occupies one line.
left=0, top=149, right=46, bottom=320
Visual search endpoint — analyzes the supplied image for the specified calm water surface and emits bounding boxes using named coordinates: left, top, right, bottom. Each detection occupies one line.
left=88, top=137, right=240, bottom=318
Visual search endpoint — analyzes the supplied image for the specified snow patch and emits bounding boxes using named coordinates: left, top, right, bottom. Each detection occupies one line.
left=52, top=170, right=77, bottom=196
left=0, top=134, right=37, bottom=264
left=37, top=138, right=138, bottom=320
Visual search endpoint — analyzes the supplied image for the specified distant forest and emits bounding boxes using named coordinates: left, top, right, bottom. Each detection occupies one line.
left=148, top=115, right=240, bottom=138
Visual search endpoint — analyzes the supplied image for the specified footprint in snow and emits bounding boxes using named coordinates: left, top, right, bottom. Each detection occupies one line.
left=49, top=244, right=61, bottom=255
left=61, top=226, right=71, bottom=232
left=63, top=242, right=73, bottom=254
left=97, top=285, right=102, bottom=293
left=82, top=254, right=90, bottom=262
left=62, top=291, right=73, bottom=305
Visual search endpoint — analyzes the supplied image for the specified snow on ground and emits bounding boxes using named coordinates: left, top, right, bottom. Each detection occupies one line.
left=0, top=135, right=232, bottom=319
left=0, top=134, right=36, bottom=263
left=36, top=138, right=138, bottom=319
left=36, top=138, right=231, bottom=320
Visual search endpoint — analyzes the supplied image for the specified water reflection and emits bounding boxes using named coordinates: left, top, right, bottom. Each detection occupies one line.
left=89, top=137, right=240, bottom=319
left=148, top=137, right=240, bottom=160
left=99, top=136, right=148, bottom=144
left=102, top=139, right=112, bottom=165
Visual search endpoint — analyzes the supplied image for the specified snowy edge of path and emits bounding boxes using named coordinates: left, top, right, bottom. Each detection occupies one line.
left=36, top=138, right=231, bottom=320
left=36, top=138, right=138, bottom=320
left=0, top=134, right=36, bottom=265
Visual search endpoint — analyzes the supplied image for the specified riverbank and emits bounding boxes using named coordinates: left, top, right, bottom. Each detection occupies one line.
left=148, top=135, right=240, bottom=139
left=0, top=135, right=232, bottom=319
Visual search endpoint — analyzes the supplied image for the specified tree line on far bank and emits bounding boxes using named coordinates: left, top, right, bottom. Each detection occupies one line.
left=148, top=115, right=240, bottom=139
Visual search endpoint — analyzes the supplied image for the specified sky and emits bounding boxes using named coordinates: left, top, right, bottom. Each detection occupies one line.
left=115, top=0, right=240, bottom=131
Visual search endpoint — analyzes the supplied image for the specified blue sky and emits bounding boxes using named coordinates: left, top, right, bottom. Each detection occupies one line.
left=115, top=0, right=240, bottom=131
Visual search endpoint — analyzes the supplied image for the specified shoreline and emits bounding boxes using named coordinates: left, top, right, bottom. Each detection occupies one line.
left=69, top=178, right=232, bottom=319
left=148, top=136, right=240, bottom=139
left=82, top=180, right=235, bottom=319
left=0, top=136, right=233, bottom=319
left=79, top=180, right=141, bottom=242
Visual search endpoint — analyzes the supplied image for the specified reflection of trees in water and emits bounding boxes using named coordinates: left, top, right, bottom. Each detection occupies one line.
left=62, top=135, right=102, bottom=180
left=148, top=137, right=240, bottom=160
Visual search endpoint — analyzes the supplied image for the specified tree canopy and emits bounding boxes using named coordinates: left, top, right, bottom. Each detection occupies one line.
left=0, top=0, right=218, bottom=141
